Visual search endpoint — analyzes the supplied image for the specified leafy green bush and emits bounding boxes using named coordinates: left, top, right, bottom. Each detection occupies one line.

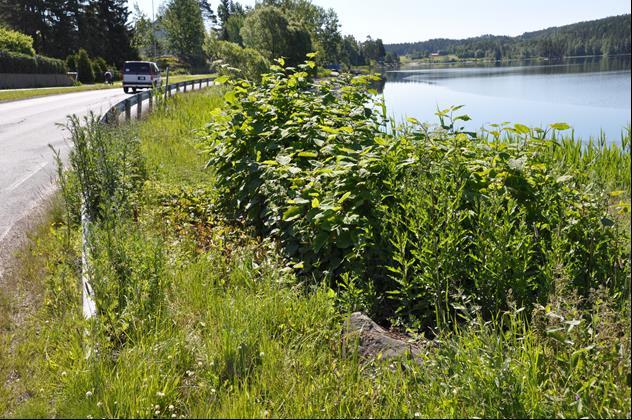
left=153, top=54, right=190, bottom=75
left=207, top=39, right=269, bottom=81
left=66, top=54, right=77, bottom=72
left=76, top=48, right=94, bottom=84
left=0, top=26, right=35, bottom=55
left=0, top=49, right=67, bottom=74
left=92, top=56, right=107, bottom=83
left=202, top=58, right=630, bottom=329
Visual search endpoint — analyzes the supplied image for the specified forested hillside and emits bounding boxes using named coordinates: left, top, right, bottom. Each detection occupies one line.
left=386, top=14, right=631, bottom=60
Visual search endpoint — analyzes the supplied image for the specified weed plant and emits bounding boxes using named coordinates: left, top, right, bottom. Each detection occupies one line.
left=202, top=58, right=631, bottom=329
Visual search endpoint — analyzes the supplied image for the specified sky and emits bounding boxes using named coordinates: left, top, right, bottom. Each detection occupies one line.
left=129, top=0, right=632, bottom=44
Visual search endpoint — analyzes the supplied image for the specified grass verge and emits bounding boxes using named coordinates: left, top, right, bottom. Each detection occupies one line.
left=0, top=74, right=215, bottom=103
left=0, top=86, right=629, bottom=418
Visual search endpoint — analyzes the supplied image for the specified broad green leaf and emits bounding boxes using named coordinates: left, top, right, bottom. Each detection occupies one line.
left=338, top=191, right=352, bottom=204
left=214, top=75, right=229, bottom=84
left=320, top=125, right=339, bottom=134
left=550, top=122, right=571, bottom=131
left=513, top=123, right=530, bottom=134
left=298, top=151, right=318, bottom=158
left=282, top=206, right=302, bottom=221
left=276, top=155, right=292, bottom=165
left=224, top=90, right=237, bottom=104
left=312, top=197, right=320, bottom=208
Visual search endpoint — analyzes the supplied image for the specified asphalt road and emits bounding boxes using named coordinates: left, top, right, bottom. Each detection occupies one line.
left=0, top=89, right=129, bottom=249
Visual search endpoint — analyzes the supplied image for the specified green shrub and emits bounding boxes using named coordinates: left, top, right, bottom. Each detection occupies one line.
left=66, top=54, right=77, bottom=72
left=0, top=49, right=67, bottom=74
left=76, top=48, right=94, bottom=84
left=202, top=58, right=630, bottom=329
left=153, top=54, right=190, bottom=75
left=92, top=56, right=107, bottom=83
left=207, top=39, right=269, bottom=81
left=0, top=26, right=35, bottom=55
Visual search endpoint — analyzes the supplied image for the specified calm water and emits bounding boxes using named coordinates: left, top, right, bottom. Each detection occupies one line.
left=382, top=56, right=631, bottom=142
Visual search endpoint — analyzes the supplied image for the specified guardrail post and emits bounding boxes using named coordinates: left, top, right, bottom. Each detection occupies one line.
left=207, top=79, right=210, bottom=87
left=176, top=83, right=180, bottom=93
left=125, top=99, right=131, bottom=121
left=136, top=94, right=142, bottom=119
left=183, top=82, right=187, bottom=92
left=148, top=91, right=153, bottom=112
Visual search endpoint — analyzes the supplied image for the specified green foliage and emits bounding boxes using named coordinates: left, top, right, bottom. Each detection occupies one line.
left=0, top=26, right=35, bottom=55
left=0, top=0, right=138, bottom=65
left=2, top=89, right=629, bottom=419
left=0, top=49, right=67, bottom=74
left=207, top=39, right=270, bottom=81
left=76, top=48, right=94, bottom=84
left=131, top=3, right=163, bottom=59
left=225, top=14, right=245, bottom=45
left=162, top=0, right=207, bottom=67
left=240, top=5, right=312, bottom=66
left=153, top=55, right=190, bottom=75
left=203, top=59, right=630, bottom=329
left=92, top=56, right=107, bottom=83
left=386, top=14, right=631, bottom=59
left=66, top=54, right=77, bottom=72
left=55, top=113, right=146, bottom=226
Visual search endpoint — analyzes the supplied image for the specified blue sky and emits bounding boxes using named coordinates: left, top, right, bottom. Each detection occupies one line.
left=129, top=0, right=631, bottom=43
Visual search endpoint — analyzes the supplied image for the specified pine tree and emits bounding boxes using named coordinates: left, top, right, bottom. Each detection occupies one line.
left=79, top=0, right=137, bottom=66
left=216, top=0, right=231, bottom=40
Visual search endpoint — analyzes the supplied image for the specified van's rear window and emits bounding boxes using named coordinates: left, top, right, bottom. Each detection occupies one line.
left=124, top=63, right=151, bottom=73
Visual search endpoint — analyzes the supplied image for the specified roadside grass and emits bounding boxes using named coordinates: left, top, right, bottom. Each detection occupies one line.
left=0, top=74, right=215, bottom=103
left=0, top=87, right=629, bottom=418
left=0, top=83, right=118, bottom=102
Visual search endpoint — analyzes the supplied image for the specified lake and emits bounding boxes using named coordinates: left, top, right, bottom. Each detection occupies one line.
left=382, top=56, right=631, bottom=142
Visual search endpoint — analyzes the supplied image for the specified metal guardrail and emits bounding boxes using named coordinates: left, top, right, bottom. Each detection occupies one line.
left=82, top=76, right=215, bottom=321
left=99, top=77, right=215, bottom=124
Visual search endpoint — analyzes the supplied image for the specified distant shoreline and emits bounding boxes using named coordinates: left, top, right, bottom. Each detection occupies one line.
left=398, top=53, right=632, bottom=67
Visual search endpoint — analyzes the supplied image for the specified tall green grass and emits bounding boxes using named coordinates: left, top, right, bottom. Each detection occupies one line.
left=0, top=83, right=629, bottom=418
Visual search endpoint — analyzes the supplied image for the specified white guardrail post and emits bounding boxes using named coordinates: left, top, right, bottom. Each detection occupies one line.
left=81, top=77, right=214, bottom=322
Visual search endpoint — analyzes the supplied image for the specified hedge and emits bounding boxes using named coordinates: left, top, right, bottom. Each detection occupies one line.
left=0, top=49, right=68, bottom=74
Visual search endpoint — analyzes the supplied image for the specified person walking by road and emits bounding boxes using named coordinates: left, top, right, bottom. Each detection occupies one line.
left=104, top=71, right=113, bottom=85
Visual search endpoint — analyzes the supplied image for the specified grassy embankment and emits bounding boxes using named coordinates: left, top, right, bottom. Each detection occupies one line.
left=0, top=74, right=215, bottom=103
left=0, top=68, right=630, bottom=418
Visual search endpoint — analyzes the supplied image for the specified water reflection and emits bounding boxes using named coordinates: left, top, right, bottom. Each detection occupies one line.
left=381, top=55, right=631, bottom=141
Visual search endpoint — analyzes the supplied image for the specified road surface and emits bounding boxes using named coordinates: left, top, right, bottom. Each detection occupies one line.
left=0, top=88, right=129, bottom=264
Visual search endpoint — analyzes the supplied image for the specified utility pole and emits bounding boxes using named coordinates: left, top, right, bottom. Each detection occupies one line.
left=152, top=0, right=157, bottom=58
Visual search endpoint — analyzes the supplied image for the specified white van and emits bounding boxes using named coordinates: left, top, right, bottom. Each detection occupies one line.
left=122, top=61, right=162, bottom=93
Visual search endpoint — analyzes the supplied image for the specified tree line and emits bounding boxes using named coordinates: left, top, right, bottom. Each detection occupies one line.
left=1, top=0, right=394, bottom=80
left=0, top=0, right=137, bottom=67
left=386, top=14, right=631, bottom=60
left=132, top=0, right=395, bottom=72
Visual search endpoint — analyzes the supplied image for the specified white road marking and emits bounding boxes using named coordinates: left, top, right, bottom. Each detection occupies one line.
left=3, top=161, right=48, bottom=192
